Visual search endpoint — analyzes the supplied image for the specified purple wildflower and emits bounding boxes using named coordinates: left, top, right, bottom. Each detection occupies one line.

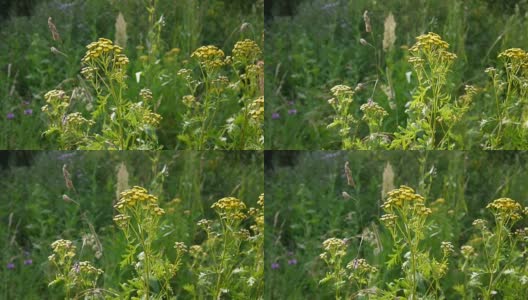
left=288, top=259, right=297, bottom=265
left=24, top=109, right=33, bottom=115
left=6, top=112, right=15, bottom=120
left=288, top=109, right=297, bottom=115
left=24, top=259, right=33, bottom=265
left=7, top=262, right=15, bottom=270
left=272, top=112, right=280, bottom=119
left=271, top=262, right=280, bottom=270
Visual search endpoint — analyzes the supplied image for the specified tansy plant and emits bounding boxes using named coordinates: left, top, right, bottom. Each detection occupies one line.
left=455, top=198, right=528, bottom=299
left=48, top=239, right=104, bottom=299
left=179, top=39, right=264, bottom=149
left=318, top=238, right=378, bottom=300
left=112, top=186, right=175, bottom=299
left=314, top=183, right=528, bottom=299
left=185, top=194, right=265, bottom=299
left=482, top=48, right=528, bottom=149
left=326, top=32, right=476, bottom=150
left=42, top=38, right=161, bottom=150
left=379, top=185, right=452, bottom=299
left=48, top=187, right=264, bottom=299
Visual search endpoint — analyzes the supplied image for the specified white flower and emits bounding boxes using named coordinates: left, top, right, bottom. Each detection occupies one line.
left=503, top=268, right=515, bottom=275
left=247, top=277, right=256, bottom=287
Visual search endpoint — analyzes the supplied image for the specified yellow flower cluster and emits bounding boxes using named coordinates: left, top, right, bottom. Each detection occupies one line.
left=139, top=88, right=153, bottom=101
left=77, top=261, right=104, bottom=275
left=81, top=38, right=127, bottom=66
left=212, top=75, right=229, bottom=88
left=81, top=38, right=128, bottom=67
left=330, top=84, right=354, bottom=98
left=459, top=85, right=478, bottom=105
left=116, top=186, right=156, bottom=205
left=174, top=242, right=188, bottom=253
left=50, top=239, right=76, bottom=259
left=80, top=66, right=98, bottom=80
left=514, top=227, right=528, bottom=239
left=189, top=245, right=206, bottom=258
left=114, top=186, right=164, bottom=215
left=177, top=68, right=193, bottom=81
left=408, top=56, right=425, bottom=66
left=460, top=245, right=476, bottom=259
left=45, top=89, right=69, bottom=104
left=464, top=85, right=478, bottom=96
left=211, top=197, right=247, bottom=220
left=189, top=245, right=207, bottom=258
left=346, top=258, right=378, bottom=273
left=255, top=215, right=264, bottom=228
left=42, top=89, right=70, bottom=114
left=380, top=213, right=397, bottom=226
left=64, top=112, right=94, bottom=128
left=322, top=237, right=346, bottom=252
left=249, top=96, right=264, bottom=121
left=472, top=218, right=488, bottom=229
left=258, top=193, right=264, bottom=207
left=414, top=202, right=433, bottom=216
left=246, top=62, right=264, bottom=79
left=360, top=99, right=388, bottom=121
left=143, top=111, right=162, bottom=127
left=232, top=39, right=261, bottom=63
left=441, top=241, right=454, bottom=256
left=197, top=219, right=212, bottom=230
left=191, top=45, right=225, bottom=69
left=236, top=228, right=251, bottom=240
left=409, top=32, right=457, bottom=62
left=182, top=95, right=198, bottom=108
left=211, top=196, right=246, bottom=210
left=382, top=185, right=425, bottom=210
left=486, top=197, right=523, bottom=221
left=498, top=48, right=527, bottom=60
left=113, top=214, right=131, bottom=227
left=411, top=32, right=449, bottom=51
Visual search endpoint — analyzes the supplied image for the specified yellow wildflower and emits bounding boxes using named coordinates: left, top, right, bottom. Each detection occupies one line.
left=191, top=45, right=225, bottom=69
left=232, top=39, right=261, bottom=63
left=360, top=99, right=388, bottom=121
left=486, top=197, right=523, bottom=221
left=382, top=185, right=425, bottom=210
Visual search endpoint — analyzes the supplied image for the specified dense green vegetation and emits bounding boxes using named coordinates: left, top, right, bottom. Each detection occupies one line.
left=265, top=151, right=528, bottom=298
left=265, top=0, right=528, bottom=149
left=1, top=0, right=264, bottom=149
left=0, top=151, right=263, bottom=298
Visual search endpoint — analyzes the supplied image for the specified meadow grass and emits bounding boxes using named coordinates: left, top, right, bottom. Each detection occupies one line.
left=265, top=0, right=528, bottom=149
left=0, top=0, right=264, bottom=150
left=265, top=151, right=528, bottom=299
left=0, top=151, right=263, bottom=299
